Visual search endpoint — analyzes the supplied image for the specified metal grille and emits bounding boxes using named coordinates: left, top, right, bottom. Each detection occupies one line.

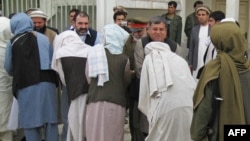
left=0, top=0, right=96, bottom=33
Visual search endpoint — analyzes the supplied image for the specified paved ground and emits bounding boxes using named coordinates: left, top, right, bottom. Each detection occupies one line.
left=123, top=119, right=132, bottom=141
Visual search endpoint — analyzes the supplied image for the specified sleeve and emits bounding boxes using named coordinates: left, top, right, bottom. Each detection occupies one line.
left=134, top=40, right=144, bottom=79
left=188, top=27, right=195, bottom=69
left=124, top=59, right=131, bottom=87
left=138, top=56, right=150, bottom=116
left=184, top=15, right=192, bottom=38
left=190, top=81, right=215, bottom=141
left=4, top=41, right=13, bottom=76
left=122, top=39, right=129, bottom=56
left=176, top=17, right=182, bottom=45
left=94, top=32, right=101, bottom=45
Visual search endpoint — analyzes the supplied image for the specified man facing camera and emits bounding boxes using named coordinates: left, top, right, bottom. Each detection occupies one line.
left=123, top=17, right=148, bottom=141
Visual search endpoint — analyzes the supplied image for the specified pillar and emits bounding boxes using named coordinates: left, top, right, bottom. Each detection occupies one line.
left=226, top=0, right=239, bottom=21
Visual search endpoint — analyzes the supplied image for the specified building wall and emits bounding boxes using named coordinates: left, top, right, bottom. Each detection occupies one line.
left=1, top=0, right=248, bottom=46
left=0, top=0, right=96, bottom=32
left=103, top=0, right=213, bottom=47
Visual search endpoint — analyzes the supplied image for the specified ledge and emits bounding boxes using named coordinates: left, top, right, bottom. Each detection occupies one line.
left=116, top=0, right=182, bottom=10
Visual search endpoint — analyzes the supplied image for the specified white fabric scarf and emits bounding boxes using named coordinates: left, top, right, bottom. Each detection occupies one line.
left=87, top=24, right=129, bottom=86
left=87, top=44, right=109, bottom=86
left=51, top=30, right=90, bottom=85
left=102, top=24, right=129, bottom=54
left=139, top=42, right=174, bottom=119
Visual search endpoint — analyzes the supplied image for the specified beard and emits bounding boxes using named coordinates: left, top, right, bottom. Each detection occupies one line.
left=76, top=28, right=87, bottom=36
left=34, top=25, right=47, bottom=34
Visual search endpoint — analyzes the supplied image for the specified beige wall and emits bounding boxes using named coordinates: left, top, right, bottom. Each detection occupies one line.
left=98, top=0, right=250, bottom=46
left=126, top=8, right=166, bottom=20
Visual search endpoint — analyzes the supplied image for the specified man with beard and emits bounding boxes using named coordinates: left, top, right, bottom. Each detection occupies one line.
left=28, top=10, right=61, bottom=141
left=122, top=17, right=148, bottom=141
left=25, top=8, right=59, bottom=34
left=28, top=10, right=57, bottom=46
left=56, top=11, right=100, bottom=141
left=5, top=12, right=58, bottom=141
left=72, top=11, right=100, bottom=46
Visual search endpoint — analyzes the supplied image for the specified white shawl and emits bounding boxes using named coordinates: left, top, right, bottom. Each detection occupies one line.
left=87, top=44, right=109, bottom=86
left=0, top=17, right=14, bottom=132
left=102, top=23, right=129, bottom=55
left=138, top=42, right=196, bottom=123
left=138, top=42, right=173, bottom=121
left=51, top=30, right=90, bottom=85
left=87, top=24, right=129, bottom=86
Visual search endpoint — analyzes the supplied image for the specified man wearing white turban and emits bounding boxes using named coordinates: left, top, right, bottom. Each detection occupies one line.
left=139, top=42, right=196, bottom=141
left=85, top=24, right=131, bottom=141
left=4, top=13, right=58, bottom=141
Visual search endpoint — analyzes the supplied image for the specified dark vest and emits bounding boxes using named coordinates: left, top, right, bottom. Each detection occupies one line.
left=87, top=49, right=128, bottom=107
left=11, top=32, right=57, bottom=97
left=85, top=28, right=97, bottom=46
left=61, top=57, right=89, bottom=100
left=71, top=28, right=97, bottom=46
left=141, top=36, right=177, bottom=52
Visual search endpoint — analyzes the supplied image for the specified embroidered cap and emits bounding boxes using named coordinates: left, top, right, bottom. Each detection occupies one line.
left=28, top=10, right=48, bottom=19
left=196, top=5, right=211, bottom=15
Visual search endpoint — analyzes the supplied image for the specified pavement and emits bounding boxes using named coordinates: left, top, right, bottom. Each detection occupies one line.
left=123, top=118, right=132, bottom=141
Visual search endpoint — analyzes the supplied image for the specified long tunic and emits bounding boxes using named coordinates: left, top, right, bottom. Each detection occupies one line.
left=193, top=25, right=209, bottom=80
left=0, top=17, right=13, bottom=132
left=4, top=13, right=58, bottom=128
left=139, top=42, right=196, bottom=141
left=191, top=22, right=250, bottom=141
left=86, top=49, right=130, bottom=141
left=191, top=71, right=250, bottom=141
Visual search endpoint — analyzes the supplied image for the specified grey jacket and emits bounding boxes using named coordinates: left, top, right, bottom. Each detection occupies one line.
left=161, top=13, right=182, bottom=45
left=188, top=25, right=210, bottom=70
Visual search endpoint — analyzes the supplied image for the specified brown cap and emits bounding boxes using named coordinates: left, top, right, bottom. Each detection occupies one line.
left=196, top=5, right=211, bottom=15
left=127, top=17, right=148, bottom=30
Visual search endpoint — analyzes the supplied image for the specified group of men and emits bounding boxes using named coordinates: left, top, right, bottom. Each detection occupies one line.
left=0, top=7, right=102, bottom=141
left=1, top=0, right=250, bottom=141
left=0, top=5, right=140, bottom=141
left=103, top=1, right=250, bottom=141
